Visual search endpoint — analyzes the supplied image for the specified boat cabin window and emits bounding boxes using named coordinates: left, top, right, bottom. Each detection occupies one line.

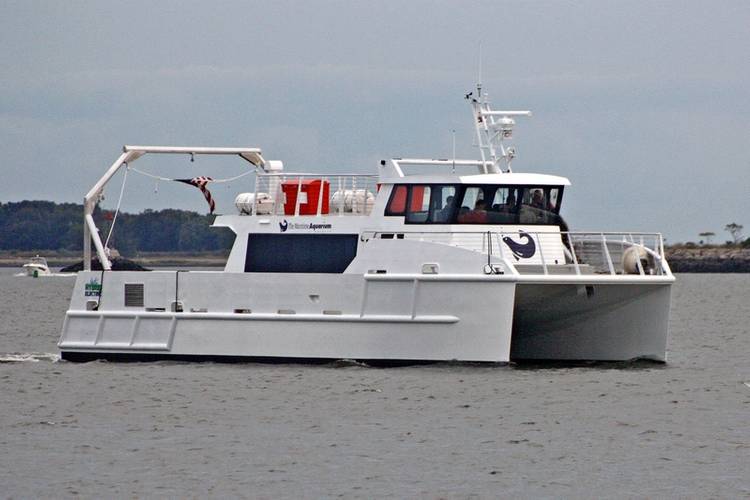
left=518, top=186, right=563, bottom=225
left=406, top=185, right=431, bottom=223
left=404, top=185, right=457, bottom=223
left=431, top=185, right=457, bottom=223
left=385, top=185, right=408, bottom=215
left=386, top=183, right=564, bottom=225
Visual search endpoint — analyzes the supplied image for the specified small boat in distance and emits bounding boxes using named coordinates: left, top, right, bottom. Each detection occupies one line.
left=58, top=82, right=675, bottom=364
left=22, top=255, right=51, bottom=277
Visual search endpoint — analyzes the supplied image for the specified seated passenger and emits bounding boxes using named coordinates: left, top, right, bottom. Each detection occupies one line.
left=458, top=199, right=488, bottom=223
left=530, top=189, right=548, bottom=210
left=432, top=195, right=454, bottom=223
left=501, top=193, right=516, bottom=212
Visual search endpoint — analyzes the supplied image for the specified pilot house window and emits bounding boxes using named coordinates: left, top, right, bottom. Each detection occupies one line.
left=386, top=183, right=564, bottom=225
left=406, top=186, right=431, bottom=223
left=518, top=187, right=562, bottom=225
left=386, top=185, right=407, bottom=215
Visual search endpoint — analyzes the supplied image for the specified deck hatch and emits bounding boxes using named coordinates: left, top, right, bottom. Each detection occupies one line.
left=124, top=283, right=145, bottom=307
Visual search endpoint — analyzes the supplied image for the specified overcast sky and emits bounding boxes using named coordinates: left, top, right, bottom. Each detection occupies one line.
left=1, top=0, right=748, bottom=242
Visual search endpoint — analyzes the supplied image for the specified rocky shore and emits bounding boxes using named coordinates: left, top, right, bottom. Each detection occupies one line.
left=665, top=246, right=750, bottom=273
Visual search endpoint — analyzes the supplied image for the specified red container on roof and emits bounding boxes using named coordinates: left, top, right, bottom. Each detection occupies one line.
left=281, top=179, right=330, bottom=215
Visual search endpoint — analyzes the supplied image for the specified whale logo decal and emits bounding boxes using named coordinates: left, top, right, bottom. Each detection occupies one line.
left=502, top=232, right=536, bottom=260
left=279, top=219, right=288, bottom=232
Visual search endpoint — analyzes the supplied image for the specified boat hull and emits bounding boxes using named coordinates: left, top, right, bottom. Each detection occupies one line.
left=510, top=282, right=672, bottom=362
left=59, top=271, right=672, bottom=364
left=59, top=271, right=517, bottom=363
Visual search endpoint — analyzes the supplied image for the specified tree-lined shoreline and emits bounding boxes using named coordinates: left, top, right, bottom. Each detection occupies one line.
left=1, top=200, right=747, bottom=272
left=0, top=200, right=233, bottom=254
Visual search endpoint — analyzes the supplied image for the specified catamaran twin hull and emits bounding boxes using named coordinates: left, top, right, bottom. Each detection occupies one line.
left=60, top=83, right=674, bottom=363
left=59, top=265, right=672, bottom=363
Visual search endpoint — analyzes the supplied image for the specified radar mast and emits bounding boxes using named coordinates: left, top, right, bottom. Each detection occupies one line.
left=466, top=83, right=531, bottom=173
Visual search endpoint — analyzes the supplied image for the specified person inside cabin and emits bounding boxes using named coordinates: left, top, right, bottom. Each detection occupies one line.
left=435, top=195, right=454, bottom=222
left=531, top=189, right=546, bottom=209
left=458, top=199, right=488, bottom=223
left=502, top=192, right=516, bottom=212
left=457, top=206, right=470, bottom=221
left=432, top=195, right=453, bottom=222
left=474, top=199, right=489, bottom=222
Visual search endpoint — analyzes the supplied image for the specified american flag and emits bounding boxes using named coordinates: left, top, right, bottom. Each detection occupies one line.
left=176, top=176, right=215, bottom=214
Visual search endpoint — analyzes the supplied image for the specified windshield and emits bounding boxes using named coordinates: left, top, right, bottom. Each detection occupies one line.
left=386, top=184, right=564, bottom=225
left=516, top=186, right=563, bottom=225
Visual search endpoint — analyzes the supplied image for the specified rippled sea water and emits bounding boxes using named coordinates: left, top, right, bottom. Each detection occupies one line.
left=0, top=268, right=748, bottom=498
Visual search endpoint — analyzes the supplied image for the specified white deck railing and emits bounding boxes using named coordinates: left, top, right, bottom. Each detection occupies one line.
left=253, top=173, right=378, bottom=216
left=564, top=232, right=666, bottom=276
left=367, top=230, right=669, bottom=276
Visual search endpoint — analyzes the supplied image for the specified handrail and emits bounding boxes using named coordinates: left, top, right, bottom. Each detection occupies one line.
left=366, top=230, right=668, bottom=277
left=256, top=172, right=377, bottom=178
left=601, top=233, right=615, bottom=275
left=537, top=233, right=549, bottom=275
left=253, top=172, right=379, bottom=217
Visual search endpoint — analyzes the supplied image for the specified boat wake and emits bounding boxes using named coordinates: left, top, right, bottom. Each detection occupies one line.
left=0, top=352, right=61, bottom=363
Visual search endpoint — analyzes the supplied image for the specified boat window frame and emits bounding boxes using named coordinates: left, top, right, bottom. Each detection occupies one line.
left=387, top=183, right=565, bottom=225
left=404, top=184, right=457, bottom=224
left=454, top=184, right=565, bottom=225
left=405, top=185, right=432, bottom=223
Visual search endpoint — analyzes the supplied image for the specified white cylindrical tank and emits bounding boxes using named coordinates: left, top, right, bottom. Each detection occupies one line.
left=235, top=192, right=273, bottom=215
left=331, top=189, right=375, bottom=214
left=235, top=193, right=256, bottom=214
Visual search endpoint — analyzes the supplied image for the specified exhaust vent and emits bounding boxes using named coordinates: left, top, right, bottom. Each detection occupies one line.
left=124, top=283, right=144, bottom=307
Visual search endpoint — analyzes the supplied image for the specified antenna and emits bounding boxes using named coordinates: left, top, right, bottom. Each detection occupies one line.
left=477, top=43, right=483, bottom=89
left=465, top=50, right=532, bottom=174
left=451, top=129, right=456, bottom=174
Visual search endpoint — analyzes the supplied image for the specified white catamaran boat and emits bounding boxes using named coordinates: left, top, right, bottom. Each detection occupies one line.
left=59, top=84, right=674, bottom=363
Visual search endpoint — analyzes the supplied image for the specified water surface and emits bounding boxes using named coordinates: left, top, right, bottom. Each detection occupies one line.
left=0, top=269, right=748, bottom=497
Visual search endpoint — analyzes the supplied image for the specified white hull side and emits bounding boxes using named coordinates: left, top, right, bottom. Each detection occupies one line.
left=510, top=282, right=672, bottom=362
left=59, top=272, right=673, bottom=364
left=59, top=271, right=517, bottom=362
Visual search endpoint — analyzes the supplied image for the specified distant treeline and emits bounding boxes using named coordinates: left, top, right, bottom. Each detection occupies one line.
left=0, top=200, right=233, bottom=253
